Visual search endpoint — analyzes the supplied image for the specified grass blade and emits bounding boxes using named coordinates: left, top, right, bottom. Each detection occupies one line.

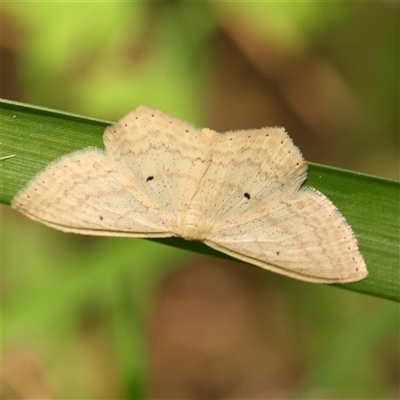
left=1, top=98, right=398, bottom=301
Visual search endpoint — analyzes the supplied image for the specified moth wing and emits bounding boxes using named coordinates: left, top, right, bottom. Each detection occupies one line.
left=12, top=106, right=212, bottom=237
left=205, top=189, right=367, bottom=283
left=103, top=106, right=211, bottom=226
left=11, top=150, right=172, bottom=237
left=196, top=126, right=307, bottom=225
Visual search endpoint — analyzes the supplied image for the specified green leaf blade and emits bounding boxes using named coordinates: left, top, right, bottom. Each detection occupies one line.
left=2, top=99, right=399, bottom=301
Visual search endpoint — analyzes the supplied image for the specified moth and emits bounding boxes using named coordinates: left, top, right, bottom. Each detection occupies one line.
left=12, top=106, right=367, bottom=283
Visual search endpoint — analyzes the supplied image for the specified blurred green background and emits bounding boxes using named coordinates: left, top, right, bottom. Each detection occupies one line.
left=1, top=2, right=399, bottom=399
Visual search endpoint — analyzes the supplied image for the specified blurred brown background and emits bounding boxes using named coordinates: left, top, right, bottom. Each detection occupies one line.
left=1, top=2, right=399, bottom=399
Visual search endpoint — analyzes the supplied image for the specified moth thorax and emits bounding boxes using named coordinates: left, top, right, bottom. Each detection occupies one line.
left=174, top=210, right=210, bottom=241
